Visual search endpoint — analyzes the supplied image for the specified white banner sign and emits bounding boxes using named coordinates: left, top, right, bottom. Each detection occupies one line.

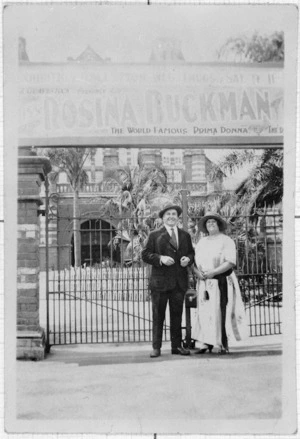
left=18, top=63, right=284, bottom=146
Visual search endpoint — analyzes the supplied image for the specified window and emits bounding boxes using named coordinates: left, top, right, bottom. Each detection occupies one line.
left=74, top=219, right=116, bottom=266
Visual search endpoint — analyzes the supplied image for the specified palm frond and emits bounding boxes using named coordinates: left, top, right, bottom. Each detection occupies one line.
left=215, top=150, right=257, bottom=175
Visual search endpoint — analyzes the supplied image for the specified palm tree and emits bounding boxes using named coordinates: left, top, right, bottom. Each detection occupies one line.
left=44, top=147, right=95, bottom=266
left=104, top=163, right=169, bottom=218
left=104, top=162, right=171, bottom=264
left=208, top=149, right=283, bottom=215
left=233, top=149, right=283, bottom=212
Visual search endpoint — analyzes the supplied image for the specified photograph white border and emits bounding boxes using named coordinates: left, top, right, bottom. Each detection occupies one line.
left=2, top=1, right=299, bottom=436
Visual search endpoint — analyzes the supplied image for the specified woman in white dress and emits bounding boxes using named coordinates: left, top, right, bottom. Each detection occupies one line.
left=192, top=213, right=247, bottom=354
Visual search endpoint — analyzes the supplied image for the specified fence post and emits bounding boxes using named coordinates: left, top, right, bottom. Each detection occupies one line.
left=181, top=170, right=192, bottom=347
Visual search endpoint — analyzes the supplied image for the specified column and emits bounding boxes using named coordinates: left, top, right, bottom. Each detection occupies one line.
left=190, top=149, right=206, bottom=182
left=183, top=149, right=192, bottom=182
left=17, top=147, right=51, bottom=360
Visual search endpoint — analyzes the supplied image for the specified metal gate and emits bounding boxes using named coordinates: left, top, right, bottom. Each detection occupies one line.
left=43, top=184, right=282, bottom=348
left=43, top=188, right=174, bottom=348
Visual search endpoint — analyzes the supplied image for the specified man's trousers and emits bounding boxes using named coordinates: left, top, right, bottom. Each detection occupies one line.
left=151, top=287, right=185, bottom=350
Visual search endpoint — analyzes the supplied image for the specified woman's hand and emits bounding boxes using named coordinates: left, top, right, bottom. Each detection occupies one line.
left=203, top=262, right=234, bottom=279
left=203, top=269, right=216, bottom=279
left=194, top=269, right=206, bottom=280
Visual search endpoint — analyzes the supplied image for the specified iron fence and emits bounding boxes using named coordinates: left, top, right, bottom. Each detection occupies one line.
left=46, top=266, right=159, bottom=346
left=44, top=210, right=282, bottom=347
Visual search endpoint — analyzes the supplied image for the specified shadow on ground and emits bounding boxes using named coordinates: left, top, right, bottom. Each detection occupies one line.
left=39, top=344, right=282, bottom=367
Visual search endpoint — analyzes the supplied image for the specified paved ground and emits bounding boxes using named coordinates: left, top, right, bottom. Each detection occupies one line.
left=14, top=335, right=283, bottom=434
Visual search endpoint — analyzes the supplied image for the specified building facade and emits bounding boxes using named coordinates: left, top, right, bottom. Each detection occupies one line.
left=40, top=147, right=225, bottom=269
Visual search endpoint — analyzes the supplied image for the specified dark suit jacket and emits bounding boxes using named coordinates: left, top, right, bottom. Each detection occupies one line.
left=142, top=226, right=195, bottom=292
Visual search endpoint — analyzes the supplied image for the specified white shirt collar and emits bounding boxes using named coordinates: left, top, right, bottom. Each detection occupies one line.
left=165, top=224, right=178, bottom=237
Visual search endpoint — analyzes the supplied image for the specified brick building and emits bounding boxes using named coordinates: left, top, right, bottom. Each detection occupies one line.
left=40, top=147, right=224, bottom=270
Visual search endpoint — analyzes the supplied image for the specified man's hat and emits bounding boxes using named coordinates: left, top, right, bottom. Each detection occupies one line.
left=159, top=203, right=182, bottom=219
left=198, top=212, right=228, bottom=233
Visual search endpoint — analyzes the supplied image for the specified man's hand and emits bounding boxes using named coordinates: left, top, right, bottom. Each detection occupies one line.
left=180, top=256, right=190, bottom=267
left=160, top=256, right=175, bottom=266
left=187, top=291, right=197, bottom=299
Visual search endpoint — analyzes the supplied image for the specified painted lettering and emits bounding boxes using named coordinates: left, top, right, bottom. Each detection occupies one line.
left=39, top=88, right=281, bottom=133
left=220, top=127, right=248, bottom=134
left=199, top=93, right=217, bottom=121
left=78, top=100, right=93, bottom=128
left=146, top=90, right=163, bottom=124
left=219, top=92, right=237, bottom=121
left=127, top=127, right=151, bottom=134
left=62, top=100, right=77, bottom=128
left=182, top=94, right=196, bottom=122
left=121, top=97, right=137, bottom=125
left=240, top=91, right=256, bottom=120
left=193, top=127, right=218, bottom=135
left=256, top=91, right=271, bottom=119
left=105, top=97, right=120, bottom=125
left=165, top=94, right=180, bottom=122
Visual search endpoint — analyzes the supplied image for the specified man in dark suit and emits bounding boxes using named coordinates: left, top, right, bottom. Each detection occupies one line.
left=142, top=204, right=195, bottom=358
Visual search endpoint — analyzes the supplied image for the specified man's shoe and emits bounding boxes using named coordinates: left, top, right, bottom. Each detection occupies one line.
left=171, top=346, right=190, bottom=356
left=150, top=349, right=161, bottom=358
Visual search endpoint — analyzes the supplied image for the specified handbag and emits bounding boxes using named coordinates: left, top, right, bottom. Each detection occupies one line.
left=185, top=289, right=197, bottom=308
left=203, top=279, right=209, bottom=300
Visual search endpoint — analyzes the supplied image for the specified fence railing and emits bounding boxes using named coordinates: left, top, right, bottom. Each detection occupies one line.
left=44, top=211, right=282, bottom=346
left=43, top=266, right=161, bottom=346
left=41, top=268, right=281, bottom=346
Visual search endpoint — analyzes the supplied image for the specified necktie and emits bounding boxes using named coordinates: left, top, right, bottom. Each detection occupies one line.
left=170, top=227, right=177, bottom=248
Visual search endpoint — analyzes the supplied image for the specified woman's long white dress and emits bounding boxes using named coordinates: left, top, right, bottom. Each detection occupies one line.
left=193, top=233, right=248, bottom=348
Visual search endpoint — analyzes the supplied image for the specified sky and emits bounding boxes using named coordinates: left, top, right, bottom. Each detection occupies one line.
left=12, top=4, right=286, bottom=64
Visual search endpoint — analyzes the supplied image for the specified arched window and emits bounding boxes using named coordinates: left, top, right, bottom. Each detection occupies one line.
left=71, top=219, right=115, bottom=266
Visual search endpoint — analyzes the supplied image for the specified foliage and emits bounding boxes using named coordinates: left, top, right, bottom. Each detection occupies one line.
left=208, top=151, right=256, bottom=178
left=43, top=147, right=94, bottom=190
left=104, top=162, right=172, bottom=265
left=187, top=192, right=239, bottom=218
left=217, top=31, right=284, bottom=62
left=42, top=147, right=96, bottom=267
left=208, top=149, right=283, bottom=215
left=104, top=164, right=168, bottom=213
left=234, top=150, right=283, bottom=212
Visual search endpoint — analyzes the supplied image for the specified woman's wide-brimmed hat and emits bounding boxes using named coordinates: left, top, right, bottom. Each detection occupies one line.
left=159, top=203, right=182, bottom=219
left=199, top=212, right=228, bottom=233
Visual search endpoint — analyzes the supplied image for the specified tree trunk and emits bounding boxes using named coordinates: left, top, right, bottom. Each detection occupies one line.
left=73, top=188, right=81, bottom=267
